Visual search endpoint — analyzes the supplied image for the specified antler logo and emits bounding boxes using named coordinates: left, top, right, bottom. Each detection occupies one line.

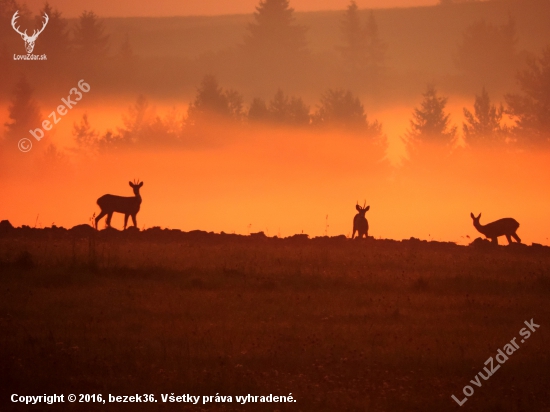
left=11, top=11, right=49, bottom=54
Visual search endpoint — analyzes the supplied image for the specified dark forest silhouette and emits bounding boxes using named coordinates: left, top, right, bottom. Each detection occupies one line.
left=1, top=0, right=550, bottom=161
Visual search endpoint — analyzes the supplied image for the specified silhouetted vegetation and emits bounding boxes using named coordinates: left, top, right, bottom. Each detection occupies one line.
left=250, top=89, right=311, bottom=126
left=455, top=16, right=520, bottom=90
left=505, top=45, right=550, bottom=147
left=313, top=89, right=381, bottom=136
left=339, top=3, right=387, bottom=89
left=463, top=87, right=508, bottom=147
left=2, top=1, right=550, bottom=160
left=243, top=0, right=308, bottom=59
left=186, top=75, right=244, bottom=127
left=78, top=75, right=385, bottom=151
left=404, top=85, right=457, bottom=155
left=73, top=10, right=109, bottom=61
left=36, top=3, right=70, bottom=61
left=3, top=75, right=40, bottom=143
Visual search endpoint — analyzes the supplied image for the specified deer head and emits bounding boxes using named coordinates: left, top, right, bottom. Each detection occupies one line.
left=356, top=200, right=370, bottom=215
left=129, top=179, right=144, bottom=196
left=12, top=11, right=49, bottom=54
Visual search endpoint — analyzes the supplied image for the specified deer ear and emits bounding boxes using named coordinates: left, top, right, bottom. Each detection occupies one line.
left=477, top=213, right=481, bottom=219
left=356, top=205, right=361, bottom=211
left=365, top=206, right=370, bottom=211
left=470, top=213, right=475, bottom=219
left=129, top=181, right=133, bottom=187
left=139, top=182, right=143, bottom=187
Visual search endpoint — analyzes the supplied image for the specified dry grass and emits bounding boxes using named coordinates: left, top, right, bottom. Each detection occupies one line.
left=1, top=233, right=549, bottom=411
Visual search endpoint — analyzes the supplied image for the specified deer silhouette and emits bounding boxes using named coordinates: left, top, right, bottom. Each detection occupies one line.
left=470, top=213, right=521, bottom=245
left=352, top=201, right=370, bottom=239
left=95, top=180, right=143, bottom=230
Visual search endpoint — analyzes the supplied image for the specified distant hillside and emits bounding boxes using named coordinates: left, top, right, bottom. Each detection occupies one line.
left=96, top=0, right=550, bottom=76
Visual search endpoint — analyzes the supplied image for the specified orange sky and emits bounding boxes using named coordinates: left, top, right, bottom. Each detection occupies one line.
left=26, top=0, right=437, bottom=17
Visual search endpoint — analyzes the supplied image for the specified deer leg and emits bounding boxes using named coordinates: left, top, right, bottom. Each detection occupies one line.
left=352, top=229, right=356, bottom=239
left=124, top=214, right=129, bottom=230
left=106, top=212, right=113, bottom=227
left=505, top=234, right=513, bottom=244
left=490, top=237, right=498, bottom=245
left=131, top=214, right=137, bottom=228
left=95, top=211, right=107, bottom=229
left=512, top=233, right=521, bottom=243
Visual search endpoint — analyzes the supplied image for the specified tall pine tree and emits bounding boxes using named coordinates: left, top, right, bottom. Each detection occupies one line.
left=244, top=0, right=308, bottom=58
left=4, top=75, right=41, bottom=141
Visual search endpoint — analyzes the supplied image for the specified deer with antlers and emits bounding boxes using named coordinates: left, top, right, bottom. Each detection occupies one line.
left=11, top=11, right=49, bottom=54
left=352, top=201, right=370, bottom=239
left=470, top=213, right=521, bottom=245
left=95, top=180, right=144, bottom=230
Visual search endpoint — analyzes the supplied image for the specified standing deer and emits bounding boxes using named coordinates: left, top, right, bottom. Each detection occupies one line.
left=470, top=213, right=521, bottom=245
left=95, top=180, right=143, bottom=230
left=11, top=11, right=49, bottom=54
left=352, top=201, right=370, bottom=239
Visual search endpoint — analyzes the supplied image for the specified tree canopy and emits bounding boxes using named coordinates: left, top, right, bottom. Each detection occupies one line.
left=505, top=45, right=550, bottom=147
left=463, top=87, right=507, bottom=146
left=243, top=0, right=308, bottom=58
left=406, top=85, right=457, bottom=146
left=4, top=75, right=41, bottom=141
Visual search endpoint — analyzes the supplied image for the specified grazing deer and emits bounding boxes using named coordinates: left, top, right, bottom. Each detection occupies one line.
left=11, top=11, right=49, bottom=54
left=470, top=213, right=521, bottom=245
left=95, top=180, right=143, bottom=230
left=352, top=201, right=370, bottom=239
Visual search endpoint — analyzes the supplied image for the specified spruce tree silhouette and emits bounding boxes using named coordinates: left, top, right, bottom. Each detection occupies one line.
left=244, top=0, right=308, bottom=59
left=463, top=87, right=507, bottom=147
left=405, top=85, right=457, bottom=152
left=505, top=45, right=550, bottom=147
left=313, top=89, right=381, bottom=136
left=36, top=3, right=70, bottom=60
left=455, top=17, right=518, bottom=89
left=73, top=11, right=109, bottom=61
left=4, top=75, right=41, bottom=142
left=339, top=3, right=386, bottom=79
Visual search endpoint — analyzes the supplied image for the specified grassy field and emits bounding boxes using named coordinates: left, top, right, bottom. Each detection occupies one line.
left=1, top=227, right=549, bottom=411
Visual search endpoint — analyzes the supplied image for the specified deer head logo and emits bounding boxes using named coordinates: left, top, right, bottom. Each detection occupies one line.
left=11, top=11, right=49, bottom=54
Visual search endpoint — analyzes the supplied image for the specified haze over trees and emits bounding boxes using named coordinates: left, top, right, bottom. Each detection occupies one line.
left=4, top=76, right=41, bottom=143
left=249, top=89, right=310, bottom=126
left=73, top=10, right=110, bottom=63
left=36, top=3, right=70, bottom=61
left=505, top=45, right=550, bottom=147
left=455, top=16, right=520, bottom=90
left=463, top=87, right=507, bottom=147
left=404, top=85, right=457, bottom=156
left=313, top=89, right=381, bottom=136
left=339, top=2, right=387, bottom=86
left=243, top=0, right=308, bottom=60
left=186, top=75, right=245, bottom=127
left=2, top=0, right=550, bottom=162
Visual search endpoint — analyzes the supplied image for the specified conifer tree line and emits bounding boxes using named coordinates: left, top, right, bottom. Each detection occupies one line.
left=1, top=0, right=550, bottom=154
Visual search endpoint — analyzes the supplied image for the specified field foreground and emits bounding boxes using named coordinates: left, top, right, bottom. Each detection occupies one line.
left=1, top=224, right=549, bottom=411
